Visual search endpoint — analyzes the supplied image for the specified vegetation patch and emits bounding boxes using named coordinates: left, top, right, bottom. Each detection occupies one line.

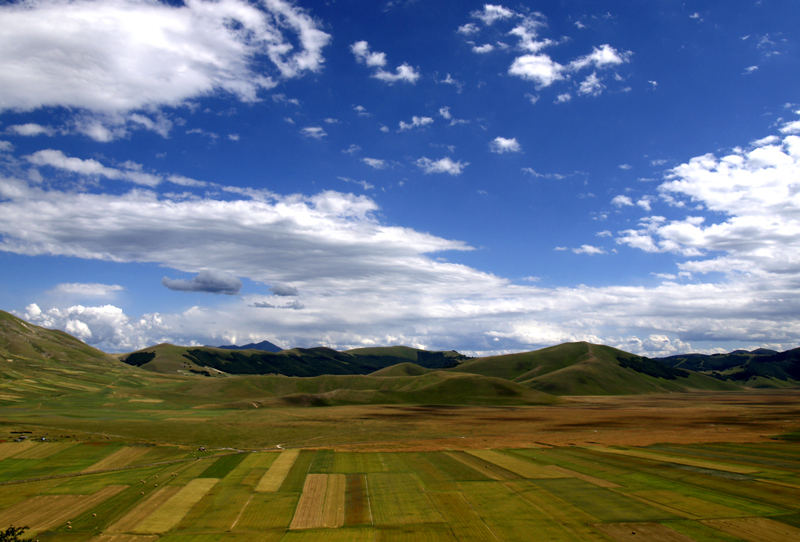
left=255, top=450, right=299, bottom=492
left=132, top=478, right=218, bottom=534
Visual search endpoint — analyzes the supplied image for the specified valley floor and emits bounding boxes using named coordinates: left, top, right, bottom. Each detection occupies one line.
left=1, top=390, right=799, bottom=541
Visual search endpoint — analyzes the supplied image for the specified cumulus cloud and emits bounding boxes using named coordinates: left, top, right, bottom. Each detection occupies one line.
left=415, top=157, right=468, bottom=175
left=398, top=116, right=434, bottom=131
left=569, top=44, right=631, bottom=71
left=508, top=55, right=564, bottom=88
left=351, top=40, right=419, bottom=84
left=7, top=123, right=56, bottom=137
left=471, top=4, right=515, bottom=25
left=300, top=126, right=326, bottom=139
left=473, top=43, right=495, bottom=54
left=489, top=137, right=521, bottom=154
left=578, top=72, right=604, bottom=96
left=162, top=271, right=242, bottom=295
left=572, top=244, right=605, bottom=255
left=362, top=157, right=386, bottom=169
left=611, top=195, right=634, bottom=207
left=0, top=0, right=330, bottom=114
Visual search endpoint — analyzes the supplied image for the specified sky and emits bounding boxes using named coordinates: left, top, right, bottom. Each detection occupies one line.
left=0, top=0, right=799, bottom=357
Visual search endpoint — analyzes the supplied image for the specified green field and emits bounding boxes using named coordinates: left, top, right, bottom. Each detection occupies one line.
left=1, top=440, right=799, bottom=541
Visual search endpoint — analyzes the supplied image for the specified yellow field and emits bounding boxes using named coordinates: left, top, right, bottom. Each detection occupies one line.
left=702, top=517, right=800, bottom=542
left=632, top=490, right=744, bottom=518
left=89, top=535, right=159, bottom=542
left=12, top=441, right=74, bottom=459
left=289, top=473, right=328, bottom=529
left=106, top=486, right=181, bottom=533
left=323, top=473, right=346, bottom=528
left=83, top=446, right=151, bottom=472
left=0, top=440, right=35, bottom=459
left=256, top=449, right=299, bottom=492
left=0, top=485, right=125, bottom=534
left=466, top=450, right=565, bottom=479
left=543, top=465, right=620, bottom=488
left=133, top=478, right=218, bottom=534
left=444, top=451, right=507, bottom=480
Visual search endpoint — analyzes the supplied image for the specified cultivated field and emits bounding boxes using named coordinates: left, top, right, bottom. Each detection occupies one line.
left=1, top=392, right=799, bottom=541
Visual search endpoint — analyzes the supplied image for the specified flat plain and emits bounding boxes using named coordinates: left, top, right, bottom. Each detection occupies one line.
left=1, top=390, right=799, bottom=541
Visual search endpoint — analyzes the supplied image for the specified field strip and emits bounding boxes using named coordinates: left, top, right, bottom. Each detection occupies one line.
left=595, top=521, right=695, bottom=541
left=12, top=442, right=74, bottom=459
left=344, top=473, right=372, bottom=526
left=323, top=473, right=346, bottom=528
left=542, top=465, right=620, bottom=487
left=83, top=447, right=151, bottom=472
left=0, top=441, right=36, bottom=459
left=229, top=493, right=253, bottom=530
left=591, top=447, right=760, bottom=474
left=0, top=485, right=126, bottom=534
left=290, top=473, right=328, bottom=529
left=428, top=491, right=500, bottom=541
left=105, top=486, right=181, bottom=533
left=506, top=480, right=596, bottom=523
left=466, top=450, right=564, bottom=479
left=630, top=490, right=743, bottom=519
left=90, top=535, right=158, bottom=542
left=702, top=517, right=800, bottom=542
left=132, top=478, right=219, bottom=534
left=444, top=452, right=508, bottom=480
left=256, top=449, right=299, bottom=492
left=757, top=478, right=800, bottom=489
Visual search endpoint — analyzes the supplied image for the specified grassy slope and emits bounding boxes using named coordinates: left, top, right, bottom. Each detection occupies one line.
left=453, top=342, right=739, bottom=395
left=369, top=362, right=430, bottom=377
left=121, top=343, right=464, bottom=378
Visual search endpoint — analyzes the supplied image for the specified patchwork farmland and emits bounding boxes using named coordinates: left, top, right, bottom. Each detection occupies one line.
left=1, top=440, right=800, bottom=541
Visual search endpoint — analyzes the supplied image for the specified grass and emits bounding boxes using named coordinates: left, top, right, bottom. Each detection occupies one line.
left=1, top=440, right=799, bottom=539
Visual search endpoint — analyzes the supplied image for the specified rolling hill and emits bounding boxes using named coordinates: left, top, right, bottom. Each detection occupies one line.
left=655, top=347, right=800, bottom=387
left=451, top=342, right=740, bottom=395
left=120, top=343, right=469, bottom=377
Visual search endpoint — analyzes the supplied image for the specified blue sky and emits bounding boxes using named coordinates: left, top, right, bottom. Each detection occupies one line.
left=1, top=0, right=799, bottom=356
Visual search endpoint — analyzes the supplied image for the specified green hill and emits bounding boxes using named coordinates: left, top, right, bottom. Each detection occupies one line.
left=452, top=342, right=740, bottom=395
left=121, top=343, right=468, bottom=377
left=655, top=347, right=800, bottom=387
left=370, top=362, right=430, bottom=377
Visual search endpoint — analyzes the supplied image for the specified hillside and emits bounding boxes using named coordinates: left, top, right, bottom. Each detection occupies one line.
left=452, top=342, right=740, bottom=395
left=215, top=339, right=282, bottom=352
left=656, top=347, right=800, bottom=387
left=120, top=343, right=467, bottom=377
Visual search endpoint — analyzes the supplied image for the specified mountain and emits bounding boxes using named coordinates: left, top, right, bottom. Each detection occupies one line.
left=120, top=344, right=468, bottom=377
left=451, top=342, right=739, bottom=395
left=655, top=348, right=800, bottom=387
left=215, top=339, right=282, bottom=352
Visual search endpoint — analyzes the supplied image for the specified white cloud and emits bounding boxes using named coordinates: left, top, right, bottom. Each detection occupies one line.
left=618, top=163, right=633, bottom=170
left=508, top=55, right=564, bottom=88
left=489, top=137, right=521, bottom=154
left=572, top=244, right=605, bottom=255
left=611, top=195, right=634, bottom=207
left=373, top=63, right=420, bottom=84
left=362, top=157, right=386, bottom=169
left=343, top=144, right=361, bottom=155
left=780, top=120, right=800, bottom=134
left=7, top=123, right=56, bottom=137
left=300, top=126, right=327, bottom=139
left=350, top=40, right=387, bottom=67
left=472, top=43, right=495, bottom=54
left=353, top=105, right=371, bottom=117
left=578, top=72, right=604, bottom=96
left=52, top=283, right=124, bottom=298
left=415, top=157, right=468, bottom=175
left=471, top=4, right=515, bottom=25
left=439, top=106, right=452, bottom=120
left=0, top=0, right=329, bottom=114
left=398, top=116, right=434, bottom=131
left=0, top=141, right=13, bottom=152
left=569, top=44, right=631, bottom=71
left=26, top=149, right=161, bottom=186
left=554, top=93, right=571, bottom=104
left=457, top=22, right=480, bottom=35
left=744, top=65, right=759, bottom=75
left=351, top=40, right=419, bottom=84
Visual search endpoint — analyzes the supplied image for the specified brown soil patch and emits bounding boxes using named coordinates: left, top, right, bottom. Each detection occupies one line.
left=344, top=474, right=371, bottom=526
left=322, top=390, right=800, bottom=451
